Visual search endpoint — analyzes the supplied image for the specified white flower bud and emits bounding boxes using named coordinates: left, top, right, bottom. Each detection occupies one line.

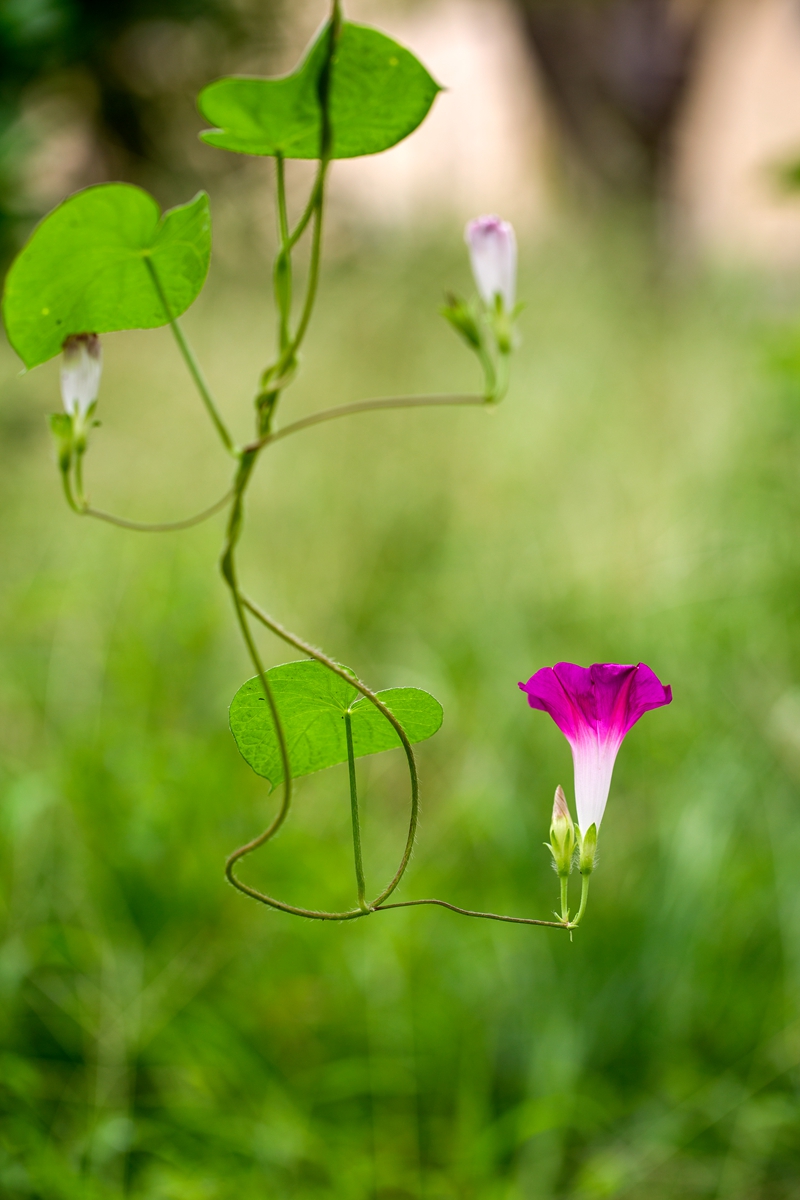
left=61, top=334, right=102, bottom=418
left=464, top=215, right=517, bottom=310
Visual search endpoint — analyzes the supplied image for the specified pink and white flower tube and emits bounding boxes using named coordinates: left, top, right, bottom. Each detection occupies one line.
left=61, top=334, right=102, bottom=418
left=518, top=662, right=672, bottom=832
left=465, top=215, right=516, bottom=310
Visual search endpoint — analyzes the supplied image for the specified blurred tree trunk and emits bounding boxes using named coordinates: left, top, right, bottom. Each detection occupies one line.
left=514, top=0, right=714, bottom=198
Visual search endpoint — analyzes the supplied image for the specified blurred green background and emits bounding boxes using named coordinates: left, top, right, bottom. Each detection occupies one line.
left=4, top=1, right=800, bottom=1198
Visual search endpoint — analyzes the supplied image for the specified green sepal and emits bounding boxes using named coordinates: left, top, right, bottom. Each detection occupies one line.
left=49, top=412, right=73, bottom=472
left=229, top=659, right=443, bottom=788
left=49, top=412, right=73, bottom=440
left=489, top=297, right=517, bottom=356
left=198, top=20, right=441, bottom=160
left=440, top=294, right=482, bottom=350
left=3, top=185, right=211, bottom=369
left=75, top=400, right=98, bottom=434
left=578, top=823, right=598, bottom=876
left=544, top=842, right=561, bottom=873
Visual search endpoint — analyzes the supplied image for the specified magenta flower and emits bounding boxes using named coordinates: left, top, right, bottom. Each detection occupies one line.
left=518, top=663, right=672, bottom=832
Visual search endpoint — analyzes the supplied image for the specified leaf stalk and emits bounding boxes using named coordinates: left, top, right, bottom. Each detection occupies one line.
left=345, top=712, right=369, bottom=912
left=143, top=256, right=235, bottom=455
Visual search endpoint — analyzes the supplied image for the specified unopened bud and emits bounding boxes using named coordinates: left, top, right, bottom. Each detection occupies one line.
left=548, top=785, right=575, bottom=878
left=61, top=334, right=102, bottom=419
left=578, top=823, right=598, bottom=876
left=464, top=215, right=517, bottom=311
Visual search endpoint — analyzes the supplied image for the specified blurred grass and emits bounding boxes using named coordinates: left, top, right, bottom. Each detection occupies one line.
left=2, top=211, right=800, bottom=1197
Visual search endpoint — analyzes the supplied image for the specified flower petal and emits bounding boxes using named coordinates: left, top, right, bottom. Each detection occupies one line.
left=519, top=666, right=584, bottom=743
left=619, top=663, right=673, bottom=735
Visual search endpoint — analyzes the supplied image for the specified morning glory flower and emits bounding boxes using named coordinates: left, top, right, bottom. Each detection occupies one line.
left=518, top=662, right=672, bottom=833
left=465, top=215, right=516, bottom=310
left=61, top=334, right=102, bottom=418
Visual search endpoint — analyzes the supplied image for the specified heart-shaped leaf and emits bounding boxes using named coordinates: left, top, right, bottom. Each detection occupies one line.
left=3, top=185, right=211, bottom=369
left=230, top=660, right=443, bottom=788
left=199, top=20, right=441, bottom=160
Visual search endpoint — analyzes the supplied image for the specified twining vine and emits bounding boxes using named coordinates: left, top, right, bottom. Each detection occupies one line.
left=1, top=0, right=673, bottom=935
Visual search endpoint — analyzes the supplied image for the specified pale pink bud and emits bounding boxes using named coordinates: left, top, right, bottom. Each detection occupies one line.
left=552, top=784, right=571, bottom=827
left=61, top=334, right=102, bottom=418
left=464, top=215, right=517, bottom=309
left=549, top=785, right=575, bottom=877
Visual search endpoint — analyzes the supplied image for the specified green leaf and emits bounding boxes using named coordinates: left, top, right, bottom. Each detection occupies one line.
left=198, top=20, right=441, bottom=160
left=3, top=185, right=211, bottom=369
left=229, top=660, right=443, bottom=788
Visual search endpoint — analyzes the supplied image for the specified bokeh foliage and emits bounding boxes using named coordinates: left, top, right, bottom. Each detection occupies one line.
left=2, top=214, right=800, bottom=1196
left=0, top=0, right=275, bottom=256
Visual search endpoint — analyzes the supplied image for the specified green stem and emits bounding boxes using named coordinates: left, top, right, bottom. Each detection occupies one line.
left=254, top=2, right=339, bottom=411
left=220, top=458, right=292, bottom=878
left=83, top=489, right=234, bottom=533
left=572, top=874, right=591, bottom=927
left=345, top=711, right=369, bottom=912
left=491, top=351, right=511, bottom=404
left=288, top=162, right=325, bottom=248
left=74, top=446, right=87, bottom=506
left=219, top=439, right=368, bottom=922
left=560, top=875, right=569, bottom=923
left=245, top=393, right=486, bottom=454
left=259, top=172, right=328, bottom=402
left=274, top=155, right=293, bottom=356
left=287, top=190, right=326, bottom=357
left=60, top=465, right=82, bottom=514
left=278, top=0, right=338, bottom=359
left=143, top=257, right=235, bottom=455
left=375, top=899, right=569, bottom=930
left=477, top=342, right=497, bottom=402
left=275, top=154, right=290, bottom=247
